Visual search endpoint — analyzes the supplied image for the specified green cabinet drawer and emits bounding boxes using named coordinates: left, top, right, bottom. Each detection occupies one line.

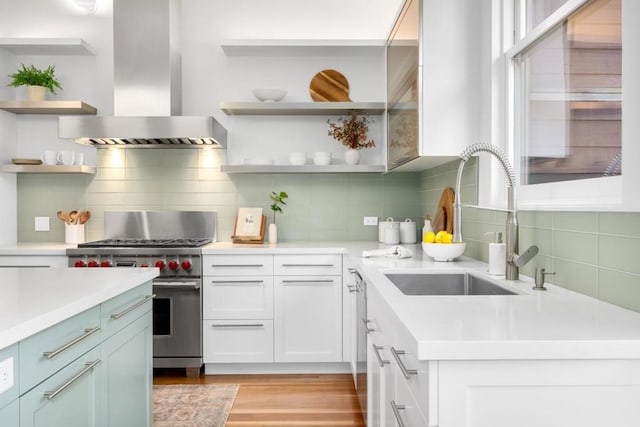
left=20, top=346, right=102, bottom=427
left=0, top=344, right=19, bottom=410
left=100, top=281, right=153, bottom=340
left=20, top=306, right=101, bottom=395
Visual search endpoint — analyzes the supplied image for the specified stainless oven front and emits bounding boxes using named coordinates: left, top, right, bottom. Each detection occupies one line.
left=152, top=277, right=202, bottom=372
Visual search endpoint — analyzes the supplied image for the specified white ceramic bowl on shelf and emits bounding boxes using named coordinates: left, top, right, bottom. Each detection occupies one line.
left=289, top=152, right=307, bottom=165
left=313, top=152, right=331, bottom=166
left=422, top=242, right=466, bottom=262
left=252, top=88, right=287, bottom=102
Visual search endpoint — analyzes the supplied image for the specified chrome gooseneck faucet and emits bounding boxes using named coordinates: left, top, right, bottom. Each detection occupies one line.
left=453, top=143, right=538, bottom=280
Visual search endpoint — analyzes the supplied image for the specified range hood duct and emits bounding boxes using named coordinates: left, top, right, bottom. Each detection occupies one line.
left=58, top=0, right=226, bottom=148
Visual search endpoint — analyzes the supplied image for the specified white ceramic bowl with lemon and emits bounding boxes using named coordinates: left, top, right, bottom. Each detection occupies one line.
left=422, top=230, right=466, bottom=262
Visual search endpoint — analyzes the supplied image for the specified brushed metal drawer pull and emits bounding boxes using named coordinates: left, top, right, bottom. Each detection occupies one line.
left=209, top=280, right=264, bottom=284
left=42, top=326, right=101, bottom=359
left=281, top=279, right=334, bottom=284
left=347, top=268, right=356, bottom=273
left=361, top=318, right=375, bottom=333
left=211, top=323, right=264, bottom=328
left=391, top=347, right=418, bottom=378
left=211, top=264, right=264, bottom=268
left=44, top=359, right=101, bottom=400
left=110, top=294, right=155, bottom=320
left=281, top=264, right=334, bottom=267
left=390, top=400, right=407, bottom=427
left=347, top=284, right=357, bottom=293
left=372, top=344, right=390, bottom=367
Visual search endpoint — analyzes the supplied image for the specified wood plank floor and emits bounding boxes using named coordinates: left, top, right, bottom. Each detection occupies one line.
left=153, top=369, right=365, bottom=426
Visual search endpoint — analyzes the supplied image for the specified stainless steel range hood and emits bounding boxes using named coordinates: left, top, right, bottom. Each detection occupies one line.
left=58, top=0, right=226, bottom=148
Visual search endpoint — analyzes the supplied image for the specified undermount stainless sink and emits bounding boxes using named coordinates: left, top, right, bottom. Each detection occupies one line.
left=384, top=273, right=518, bottom=296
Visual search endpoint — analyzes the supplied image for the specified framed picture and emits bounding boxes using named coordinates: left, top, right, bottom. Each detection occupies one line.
left=232, top=207, right=266, bottom=243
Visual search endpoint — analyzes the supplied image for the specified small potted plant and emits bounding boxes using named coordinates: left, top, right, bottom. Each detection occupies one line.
left=327, top=110, right=376, bottom=165
left=7, top=63, right=62, bottom=101
left=269, top=191, right=288, bottom=243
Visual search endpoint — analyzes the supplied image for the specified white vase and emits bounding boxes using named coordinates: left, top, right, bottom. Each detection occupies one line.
left=268, top=223, right=278, bottom=243
left=344, top=149, right=360, bottom=165
left=27, top=85, right=47, bottom=102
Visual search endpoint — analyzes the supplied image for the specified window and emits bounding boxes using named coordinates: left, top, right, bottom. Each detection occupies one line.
left=514, top=0, right=621, bottom=185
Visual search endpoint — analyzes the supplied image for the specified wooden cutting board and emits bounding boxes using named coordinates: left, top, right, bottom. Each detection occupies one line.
left=432, top=187, right=455, bottom=234
left=309, top=69, right=351, bottom=102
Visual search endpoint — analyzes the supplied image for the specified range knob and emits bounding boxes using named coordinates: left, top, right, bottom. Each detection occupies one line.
left=181, top=260, right=192, bottom=271
left=168, top=260, right=179, bottom=271
left=100, top=260, right=112, bottom=268
left=74, top=260, right=86, bottom=268
left=87, top=260, right=99, bottom=268
left=154, top=260, right=166, bottom=270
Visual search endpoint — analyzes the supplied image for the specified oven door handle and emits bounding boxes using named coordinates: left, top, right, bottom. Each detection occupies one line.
left=152, top=281, right=200, bottom=290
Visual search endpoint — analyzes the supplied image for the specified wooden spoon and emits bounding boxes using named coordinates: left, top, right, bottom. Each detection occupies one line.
left=56, top=211, right=69, bottom=223
left=68, top=210, right=78, bottom=224
left=79, top=210, right=91, bottom=225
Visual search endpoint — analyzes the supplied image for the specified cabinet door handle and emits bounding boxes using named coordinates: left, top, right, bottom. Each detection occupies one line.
left=281, top=280, right=334, bottom=284
left=347, top=268, right=357, bottom=274
left=361, top=318, right=375, bottom=333
left=42, top=326, right=101, bottom=359
left=211, top=323, right=264, bottom=328
left=281, top=264, right=334, bottom=267
left=390, top=400, right=407, bottom=427
left=211, top=264, right=264, bottom=268
left=44, top=359, right=101, bottom=400
left=209, top=280, right=264, bottom=284
left=391, top=347, right=418, bottom=378
left=110, top=294, right=155, bottom=320
left=347, top=284, right=357, bottom=292
left=372, top=344, right=390, bottom=367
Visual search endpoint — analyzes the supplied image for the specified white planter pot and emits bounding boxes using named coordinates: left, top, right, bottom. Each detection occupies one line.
left=268, top=223, right=278, bottom=243
left=344, top=149, right=360, bottom=165
left=27, top=85, right=47, bottom=102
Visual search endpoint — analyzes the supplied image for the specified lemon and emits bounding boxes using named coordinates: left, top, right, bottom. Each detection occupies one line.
left=441, top=232, right=453, bottom=244
left=423, top=231, right=436, bottom=243
left=435, top=230, right=447, bottom=243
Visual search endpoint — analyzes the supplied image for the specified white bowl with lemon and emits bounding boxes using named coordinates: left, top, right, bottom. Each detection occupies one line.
left=422, top=230, right=466, bottom=262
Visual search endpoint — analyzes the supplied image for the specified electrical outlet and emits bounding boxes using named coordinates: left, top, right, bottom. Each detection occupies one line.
left=363, top=216, right=378, bottom=226
left=34, top=216, right=50, bottom=232
left=0, top=357, right=14, bottom=394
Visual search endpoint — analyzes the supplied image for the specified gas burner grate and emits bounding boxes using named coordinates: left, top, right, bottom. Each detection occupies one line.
left=78, top=238, right=212, bottom=248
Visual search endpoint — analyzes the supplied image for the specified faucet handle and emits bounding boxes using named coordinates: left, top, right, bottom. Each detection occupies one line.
left=512, top=245, right=539, bottom=268
left=533, top=267, right=555, bottom=291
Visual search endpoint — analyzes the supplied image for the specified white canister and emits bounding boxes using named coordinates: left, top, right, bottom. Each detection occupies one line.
left=384, top=225, right=400, bottom=245
left=65, top=223, right=85, bottom=244
left=378, top=217, right=398, bottom=243
left=400, top=218, right=417, bottom=244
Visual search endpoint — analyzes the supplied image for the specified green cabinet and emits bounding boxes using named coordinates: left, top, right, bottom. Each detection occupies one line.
left=19, top=347, right=102, bottom=427
left=101, top=311, right=153, bottom=427
left=0, top=400, right=19, bottom=426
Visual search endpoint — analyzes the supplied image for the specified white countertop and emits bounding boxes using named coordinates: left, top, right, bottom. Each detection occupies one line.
left=0, top=267, right=159, bottom=350
left=0, top=243, right=73, bottom=256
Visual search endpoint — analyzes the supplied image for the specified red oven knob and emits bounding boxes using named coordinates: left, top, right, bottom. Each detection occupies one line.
left=100, top=260, right=112, bottom=268
left=87, top=260, right=99, bottom=268
left=168, top=260, right=179, bottom=271
left=181, top=260, right=192, bottom=271
left=154, top=260, right=166, bottom=270
left=74, top=260, right=86, bottom=268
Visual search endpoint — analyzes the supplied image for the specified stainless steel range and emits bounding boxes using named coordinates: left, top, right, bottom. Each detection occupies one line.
left=67, top=211, right=217, bottom=376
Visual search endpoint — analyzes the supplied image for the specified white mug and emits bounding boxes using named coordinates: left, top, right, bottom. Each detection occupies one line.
left=40, top=150, right=57, bottom=165
left=73, top=152, right=84, bottom=166
left=57, top=151, right=75, bottom=166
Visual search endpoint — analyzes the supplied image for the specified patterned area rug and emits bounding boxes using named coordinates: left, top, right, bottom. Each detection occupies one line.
left=153, top=384, right=239, bottom=427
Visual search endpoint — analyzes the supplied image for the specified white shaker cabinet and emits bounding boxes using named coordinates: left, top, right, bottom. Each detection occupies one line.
left=203, top=254, right=275, bottom=363
left=274, top=254, right=343, bottom=363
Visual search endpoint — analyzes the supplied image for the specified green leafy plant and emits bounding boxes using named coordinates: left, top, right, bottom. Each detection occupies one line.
left=8, top=64, right=62, bottom=94
left=269, top=191, right=288, bottom=224
left=327, top=110, right=376, bottom=150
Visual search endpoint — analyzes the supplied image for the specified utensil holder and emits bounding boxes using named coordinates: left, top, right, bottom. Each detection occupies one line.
left=65, top=224, right=85, bottom=244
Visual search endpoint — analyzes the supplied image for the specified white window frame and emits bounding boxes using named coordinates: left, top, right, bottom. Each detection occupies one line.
left=499, top=0, right=640, bottom=212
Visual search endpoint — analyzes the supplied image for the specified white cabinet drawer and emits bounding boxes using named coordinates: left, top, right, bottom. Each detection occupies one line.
left=203, top=276, right=273, bottom=320
left=393, top=324, right=430, bottom=418
left=203, top=320, right=274, bottom=363
left=203, top=254, right=273, bottom=276
left=274, top=254, right=342, bottom=276
left=390, top=369, right=428, bottom=427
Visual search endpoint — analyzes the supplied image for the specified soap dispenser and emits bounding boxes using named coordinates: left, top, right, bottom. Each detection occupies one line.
left=486, top=231, right=505, bottom=276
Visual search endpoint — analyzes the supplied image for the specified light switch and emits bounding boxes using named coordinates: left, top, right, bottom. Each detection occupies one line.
left=363, top=216, right=379, bottom=226
left=35, top=217, right=50, bottom=231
